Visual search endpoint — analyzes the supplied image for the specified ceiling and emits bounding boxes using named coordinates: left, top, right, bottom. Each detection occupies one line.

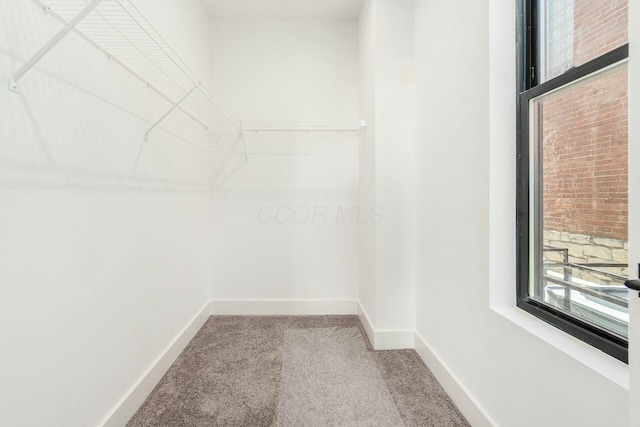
left=202, top=0, right=364, bottom=20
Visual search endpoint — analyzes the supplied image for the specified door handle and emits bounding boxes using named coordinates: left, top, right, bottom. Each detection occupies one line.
left=625, top=279, right=640, bottom=297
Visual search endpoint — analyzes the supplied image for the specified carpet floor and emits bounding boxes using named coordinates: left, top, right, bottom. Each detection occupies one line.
left=127, top=316, right=470, bottom=427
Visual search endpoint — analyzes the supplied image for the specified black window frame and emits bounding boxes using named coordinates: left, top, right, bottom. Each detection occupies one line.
left=516, top=0, right=630, bottom=363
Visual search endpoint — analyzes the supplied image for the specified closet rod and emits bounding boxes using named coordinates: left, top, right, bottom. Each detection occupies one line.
left=9, top=0, right=104, bottom=93
left=241, top=120, right=368, bottom=132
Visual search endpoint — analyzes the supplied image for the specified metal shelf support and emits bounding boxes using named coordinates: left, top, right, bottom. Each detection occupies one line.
left=240, top=132, right=248, bottom=163
left=144, top=82, right=201, bottom=141
left=238, top=121, right=249, bottom=163
left=210, top=133, right=243, bottom=188
left=9, top=0, right=105, bottom=93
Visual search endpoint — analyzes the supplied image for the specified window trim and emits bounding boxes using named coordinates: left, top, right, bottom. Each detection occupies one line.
left=516, top=0, right=630, bottom=364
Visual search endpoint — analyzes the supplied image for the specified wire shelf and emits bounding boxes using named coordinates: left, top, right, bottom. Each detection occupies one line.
left=25, top=0, right=239, bottom=132
left=6, top=0, right=241, bottom=180
left=3, top=0, right=245, bottom=190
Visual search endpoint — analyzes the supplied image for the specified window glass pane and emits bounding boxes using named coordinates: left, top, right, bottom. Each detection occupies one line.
left=530, top=62, right=628, bottom=338
left=540, top=0, right=628, bottom=82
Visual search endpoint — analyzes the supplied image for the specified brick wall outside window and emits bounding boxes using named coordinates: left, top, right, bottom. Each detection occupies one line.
left=542, top=0, right=628, bottom=243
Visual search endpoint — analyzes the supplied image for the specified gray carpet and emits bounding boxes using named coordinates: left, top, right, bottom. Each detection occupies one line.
left=278, top=327, right=403, bottom=426
left=127, top=316, right=470, bottom=427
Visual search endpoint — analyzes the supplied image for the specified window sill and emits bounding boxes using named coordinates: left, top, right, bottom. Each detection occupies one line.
left=491, top=304, right=629, bottom=390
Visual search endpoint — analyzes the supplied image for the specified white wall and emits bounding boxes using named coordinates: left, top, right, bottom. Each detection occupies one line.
left=0, top=1, right=214, bottom=426
left=357, top=0, right=415, bottom=343
left=371, top=0, right=415, bottom=333
left=414, top=0, right=629, bottom=426
left=210, top=19, right=359, bottom=121
left=209, top=19, right=361, bottom=305
left=210, top=195, right=360, bottom=303
left=358, top=0, right=378, bottom=322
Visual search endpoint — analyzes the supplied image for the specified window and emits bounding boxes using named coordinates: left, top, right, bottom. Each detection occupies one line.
left=517, top=0, right=629, bottom=362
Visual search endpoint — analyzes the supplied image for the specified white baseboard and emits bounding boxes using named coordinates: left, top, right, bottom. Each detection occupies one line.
left=209, top=299, right=358, bottom=315
left=414, top=331, right=495, bottom=427
left=357, top=303, right=414, bottom=350
left=100, top=301, right=212, bottom=427
left=357, top=303, right=376, bottom=345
